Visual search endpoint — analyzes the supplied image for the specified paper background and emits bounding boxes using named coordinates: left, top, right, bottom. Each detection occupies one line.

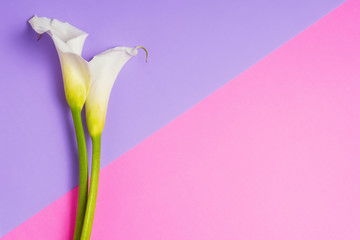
left=1, top=0, right=354, bottom=238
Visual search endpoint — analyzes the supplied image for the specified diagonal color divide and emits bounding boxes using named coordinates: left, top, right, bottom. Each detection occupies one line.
left=0, top=0, right=345, bottom=236
left=3, top=0, right=360, bottom=239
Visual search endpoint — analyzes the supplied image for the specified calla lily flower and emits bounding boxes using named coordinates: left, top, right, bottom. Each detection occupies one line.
left=28, top=15, right=90, bottom=110
left=29, top=15, right=91, bottom=240
left=85, top=47, right=138, bottom=137
left=82, top=43, right=147, bottom=240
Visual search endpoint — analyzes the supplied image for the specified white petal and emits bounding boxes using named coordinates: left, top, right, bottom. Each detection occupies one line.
left=28, top=15, right=88, bottom=55
left=59, top=52, right=90, bottom=109
left=85, top=47, right=138, bottom=136
left=28, top=15, right=90, bottom=108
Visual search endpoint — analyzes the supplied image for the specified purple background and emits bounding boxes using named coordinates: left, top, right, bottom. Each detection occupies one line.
left=0, top=0, right=345, bottom=237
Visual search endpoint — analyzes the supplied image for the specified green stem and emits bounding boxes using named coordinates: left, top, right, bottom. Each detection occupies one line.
left=71, top=108, right=89, bottom=240
left=81, top=135, right=101, bottom=240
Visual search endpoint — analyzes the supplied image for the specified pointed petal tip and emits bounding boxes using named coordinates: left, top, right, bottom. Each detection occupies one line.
left=28, top=15, right=38, bottom=24
left=28, top=15, right=51, bottom=35
left=136, top=47, right=148, bottom=63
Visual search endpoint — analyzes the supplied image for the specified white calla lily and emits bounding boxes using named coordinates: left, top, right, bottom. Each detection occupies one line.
left=28, top=15, right=90, bottom=109
left=29, top=15, right=147, bottom=240
left=29, top=16, right=93, bottom=240
left=85, top=47, right=138, bottom=137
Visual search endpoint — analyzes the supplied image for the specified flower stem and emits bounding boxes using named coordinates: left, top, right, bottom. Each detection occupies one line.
left=81, top=135, right=101, bottom=240
left=71, top=108, right=88, bottom=240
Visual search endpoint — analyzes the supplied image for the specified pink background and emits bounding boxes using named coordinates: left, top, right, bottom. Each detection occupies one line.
left=3, top=0, right=360, bottom=239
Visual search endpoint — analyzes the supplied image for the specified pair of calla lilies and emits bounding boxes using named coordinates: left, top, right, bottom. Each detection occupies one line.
left=29, top=16, right=147, bottom=240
